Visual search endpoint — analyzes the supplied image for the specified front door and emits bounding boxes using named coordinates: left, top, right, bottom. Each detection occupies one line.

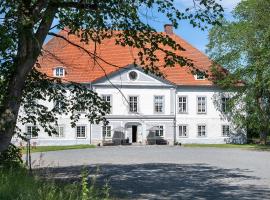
left=132, top=125, right=137, bottom=143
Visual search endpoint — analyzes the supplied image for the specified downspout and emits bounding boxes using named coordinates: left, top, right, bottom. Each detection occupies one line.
left=89, top=83, right=92, bottom=144
left=174, top=85, right=177, bottom=145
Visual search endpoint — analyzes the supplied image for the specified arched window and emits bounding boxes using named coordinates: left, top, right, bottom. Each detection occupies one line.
left=54, top=67, right=65, bottom=77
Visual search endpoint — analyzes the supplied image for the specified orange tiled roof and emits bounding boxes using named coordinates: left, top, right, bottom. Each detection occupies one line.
left=38, top=30, right=214, bottom=86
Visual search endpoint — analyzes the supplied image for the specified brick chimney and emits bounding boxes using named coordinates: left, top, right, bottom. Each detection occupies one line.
left=164, top=24, right=173, bottom=35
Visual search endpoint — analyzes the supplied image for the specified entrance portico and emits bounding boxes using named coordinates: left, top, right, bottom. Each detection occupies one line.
left=125, top=122, right=143, bottom=144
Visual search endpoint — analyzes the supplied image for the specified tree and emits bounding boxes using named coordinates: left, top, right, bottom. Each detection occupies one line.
left=0, top=0, right=223, bottom=152
left=207, top=0, right=270, bottom=144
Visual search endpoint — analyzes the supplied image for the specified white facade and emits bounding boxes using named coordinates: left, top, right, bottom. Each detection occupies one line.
left=14, top=66, right=246, bottom=146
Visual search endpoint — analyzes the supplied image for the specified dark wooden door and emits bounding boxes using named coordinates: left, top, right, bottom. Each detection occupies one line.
left=132, top=126, right=137, bottom=143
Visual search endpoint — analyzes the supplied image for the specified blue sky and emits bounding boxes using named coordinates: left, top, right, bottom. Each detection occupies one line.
left=141, top=0, right=241, bottom=53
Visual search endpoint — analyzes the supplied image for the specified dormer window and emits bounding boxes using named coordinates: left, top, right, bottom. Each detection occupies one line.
left=195, top=71, right=205, bottom=80
left=54, top=67, right=65, bottom=77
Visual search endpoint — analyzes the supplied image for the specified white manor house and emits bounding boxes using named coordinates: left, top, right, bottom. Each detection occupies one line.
left=15, top=25, right=246, bottom=146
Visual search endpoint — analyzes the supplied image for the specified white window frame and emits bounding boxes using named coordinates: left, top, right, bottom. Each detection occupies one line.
left=154, top=125, right=164, bottom=137
left=54, top=67, right=65, bottom=77
left=222, top=125, right=230, bottom=137
left=26, top=125, right=38, bottom=139
left=178, top=96, right=188, bottom=113
left=195, top=72, right=205, bottom=80
left=54, top=125, right=65, bottom=138
left=129, top=96, right=139, bottom=113
left=102, top=126, right=112, bottom=138
left=102, top=94, right=112, bottom=114
left=153, top=95, right=164, bottom=114
left=178, top=125, right=188, bottom=137
left=76, top=125, right=87, bottom=139
left=197, top=124, right=207, bottom=137
left=221, top=97, right=229, bottom=113
left=197, top=96, right=207, bottom=114
left=54, top=100, right=63, bottom=111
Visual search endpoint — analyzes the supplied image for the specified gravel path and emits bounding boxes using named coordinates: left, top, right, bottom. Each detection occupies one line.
left=32, top=146, right=270, bottom=199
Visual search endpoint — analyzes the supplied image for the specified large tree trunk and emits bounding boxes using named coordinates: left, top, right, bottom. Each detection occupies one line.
left=0, top=5, right=56, bottom=153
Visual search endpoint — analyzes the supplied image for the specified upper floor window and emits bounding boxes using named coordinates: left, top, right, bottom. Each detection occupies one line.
left=128, top=71, right=138, bottom=81
left=76, top=125, right=86, bottom=138
left=155, top=126, right=164, bottom=137
left=26, top=125, right=38, bottom=139
left=195, top=71, right=205, bottom=80
left=129, top=96, right=138, bottom=113
left=179, top=125, right=188, bottom=137
left=222, top=125, right=230, bottom=137
left=154, top=96, right=164, bottom=113
left=54, top=126, right=64, bottom=138
left=178, top=96, right=187, bottom=113
left=102, top=95, right=112, bottom=113
left=102, top=126, right=112, bottom=138
left=197, top=96, right=207, bottom=114
left=198, top=125, right=206, bottom=137
left=54, top=67, right=65, bottom=77
left=54, top=100, right=63, bottom=111
left=221, top=97, right=229, bottom=113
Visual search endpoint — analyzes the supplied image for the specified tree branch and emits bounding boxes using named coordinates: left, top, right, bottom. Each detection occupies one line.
left=50, top=1, right=98, bottom=10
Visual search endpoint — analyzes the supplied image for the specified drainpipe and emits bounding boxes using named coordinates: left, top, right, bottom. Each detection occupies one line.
left=174, top=86, right=177, bottom=145
left=89, top=83, right=92, bottom=144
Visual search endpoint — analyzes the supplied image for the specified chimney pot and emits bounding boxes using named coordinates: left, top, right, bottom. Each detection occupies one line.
left=164, top=24, right=173, bottom=35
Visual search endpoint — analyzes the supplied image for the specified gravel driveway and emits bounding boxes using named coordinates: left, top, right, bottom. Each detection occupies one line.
left=32, top=146, right=270, bottom=199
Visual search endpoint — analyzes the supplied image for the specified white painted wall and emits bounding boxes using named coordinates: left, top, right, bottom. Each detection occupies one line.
left=13, top=68, right=246, bottom=146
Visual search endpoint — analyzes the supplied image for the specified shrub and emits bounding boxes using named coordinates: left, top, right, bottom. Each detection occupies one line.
left=0, top=143, right=23, bottom=169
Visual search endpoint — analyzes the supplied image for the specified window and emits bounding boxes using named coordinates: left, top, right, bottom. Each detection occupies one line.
left=26, top=126, right=38, bottom=138
left=54, top=126, right=64, bottom=138
left=195, top=72, right=205, bottom=80
left=129, top=71, right=138, bottom=80
left=102, top=95, right=112, bottom=113
left=221, top=97, right=229, bottom=113
left=129, top=96, right=138, bottom=112
left=198, top=125, right=206, bottom=137
left=222, top=125, right=230, bottom=137
left=54, top=100, right=63, bottom=111
left=179, top=125, right=188, bottom=137
left=197, top=97, right=206, bottom=113
left=178, top=96, right=187, bottom=113
left=154, top=96, right=164, bottom=113
left=54, top=67, right=65, bottom=77
left=102, top=126, right=112, bottom=138
left=155, top=126, right=164, bottom=137
left=76, top=126, right=86, bottom=138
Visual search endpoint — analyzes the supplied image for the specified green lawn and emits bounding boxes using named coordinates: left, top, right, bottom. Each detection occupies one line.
left=22, top=144, right=96, bottom=153
left=182, top=143, right=270, bottom=151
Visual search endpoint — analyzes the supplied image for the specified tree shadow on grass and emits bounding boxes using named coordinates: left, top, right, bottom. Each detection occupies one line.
left=37, top=163, right=270, bottom=200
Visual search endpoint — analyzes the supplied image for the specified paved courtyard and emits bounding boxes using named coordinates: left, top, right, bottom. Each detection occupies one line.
left=32, top=146, right=270, bottom=199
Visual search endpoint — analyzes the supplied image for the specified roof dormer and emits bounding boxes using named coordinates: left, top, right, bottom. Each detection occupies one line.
left=53, top=66, right=65, bottom=77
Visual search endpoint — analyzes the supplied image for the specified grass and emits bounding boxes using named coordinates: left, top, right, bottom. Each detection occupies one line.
left=22, top=144, right=96, bottom=153
left=182, top=143, right=270, bottom=151
left=0, top=167, right=110, bottom=200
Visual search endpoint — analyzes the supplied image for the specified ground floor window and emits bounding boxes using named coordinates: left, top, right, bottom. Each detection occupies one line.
left=155, top=126, right=164, bottom=137
left=102, top=126, right=112, bottom=138
left=179, top=125, right=188, bottom=137
left=54, top=126, right=64, bottom=138
left=26, top=126, right=38, bottom=138
left=197, top=125, right=206, bottom=137
left=222, top=125, right=230, bottom=137
left=76, top=126, right=86, bottom=138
